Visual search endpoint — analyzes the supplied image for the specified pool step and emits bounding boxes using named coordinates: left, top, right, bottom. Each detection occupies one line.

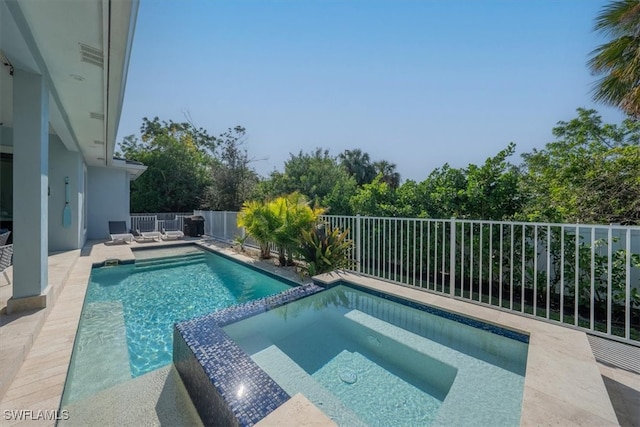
left=252, top=345, right=367, bottom=427
left=61, top=301, right=132, bottom=406
left=134, top=253, right=207, bottom=271
left=134, top=252, right=206, bottom=268
left=132, top=257, right=207, bottom=274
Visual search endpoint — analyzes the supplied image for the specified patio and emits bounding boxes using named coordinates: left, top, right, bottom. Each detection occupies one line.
left=0, top=238, right=638, bottom=426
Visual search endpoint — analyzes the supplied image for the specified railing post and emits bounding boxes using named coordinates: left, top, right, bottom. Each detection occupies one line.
left=356, top=214, right=362, bottom=273
left=449, top=218, right=456, bottom=297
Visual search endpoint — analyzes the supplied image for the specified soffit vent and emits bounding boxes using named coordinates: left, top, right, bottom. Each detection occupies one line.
left=93, top=140, right=104, bottom=145
left=90, top=112, right=104, bottom=120
left=79, top=43, right=104, bottom=68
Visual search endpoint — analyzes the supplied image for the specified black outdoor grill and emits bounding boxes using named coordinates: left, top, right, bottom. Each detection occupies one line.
left=183, top=215, right=205, bottom=237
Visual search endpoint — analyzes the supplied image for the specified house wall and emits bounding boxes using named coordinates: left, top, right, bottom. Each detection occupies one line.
left=87, top=166, right=130, bottom=239
left=0, top=126, right=13, bottom=147
left=48, top=134, right=85, bottom=251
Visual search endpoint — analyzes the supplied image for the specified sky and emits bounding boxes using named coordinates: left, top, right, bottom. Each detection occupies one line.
left=116, top=0, right=626, bottom=182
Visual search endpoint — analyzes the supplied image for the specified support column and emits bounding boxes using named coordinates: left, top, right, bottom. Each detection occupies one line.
left=7, top=69, right=50, bottom=313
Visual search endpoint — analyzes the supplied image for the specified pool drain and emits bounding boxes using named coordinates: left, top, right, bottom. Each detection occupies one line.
left=339, top=369, right=357, bottom=384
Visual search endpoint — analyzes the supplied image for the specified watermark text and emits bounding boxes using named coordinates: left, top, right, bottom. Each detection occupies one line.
left=3, top=409, right=70, bottom=421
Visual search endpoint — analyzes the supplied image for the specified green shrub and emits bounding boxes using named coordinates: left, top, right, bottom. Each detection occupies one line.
left=297, top=224, right=353, bottom=276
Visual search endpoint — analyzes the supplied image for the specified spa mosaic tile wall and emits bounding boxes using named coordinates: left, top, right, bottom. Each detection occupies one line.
left=174, top=283, right=324, bottom=426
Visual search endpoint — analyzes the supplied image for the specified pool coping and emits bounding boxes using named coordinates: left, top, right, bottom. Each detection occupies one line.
left=173, top=262, right=619, bottom=426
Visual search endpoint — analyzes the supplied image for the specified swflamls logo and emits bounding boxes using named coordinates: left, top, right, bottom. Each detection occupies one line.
left=3, top=409, right=70, bottom=421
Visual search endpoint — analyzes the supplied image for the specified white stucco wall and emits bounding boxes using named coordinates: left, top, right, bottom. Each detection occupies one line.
left=87, top=166, right=130, bottom=239
left=48, top=134, right=85, bottom=251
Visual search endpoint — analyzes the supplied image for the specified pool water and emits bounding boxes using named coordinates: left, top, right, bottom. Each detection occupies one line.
left=61, top=247, right=293, bottom=406
left=223, top=285, right=529, bottom=426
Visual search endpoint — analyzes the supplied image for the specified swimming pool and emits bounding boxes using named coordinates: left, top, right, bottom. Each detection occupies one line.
left=60, top=246, right=295, bottom=407
left=175, top=280, right=529, bottom=426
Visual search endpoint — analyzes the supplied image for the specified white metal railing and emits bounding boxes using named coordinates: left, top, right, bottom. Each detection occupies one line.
left=130, top=213, right=192, bottom=234
left=323, top=215, right=640, bottom=346
left=194, top=210, right=261, bottom=249
left=184, top=211, right=640, bottom=345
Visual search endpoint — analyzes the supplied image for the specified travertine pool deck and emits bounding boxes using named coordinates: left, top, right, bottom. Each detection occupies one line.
left=0, top=238, right=638, bottom=426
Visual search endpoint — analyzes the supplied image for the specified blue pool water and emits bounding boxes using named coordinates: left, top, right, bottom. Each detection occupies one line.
left=223, top=284, right=529, bottom=426
left=61, top=247, right=293, bottom=405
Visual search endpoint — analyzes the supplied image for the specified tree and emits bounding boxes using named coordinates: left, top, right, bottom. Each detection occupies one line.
left=464, top=142, right=522, bottom=220
left=339, top=149, right=376, bottom=186
left=373, top=160, right=401, bottom=189
left=258, top=148, right=357, bottom=213
left=203, top=126, right=259, bottom=211
left=419, top=164, right=468, bottom=219
left=322, top=177, right=358, bottom=215
left=589, top=0, right=640, bottom=117
left=349, top=176, right=407, bottom=217
left=520, top=108, right=640, bottom=224
left=119, top=117, right=214, bottom=212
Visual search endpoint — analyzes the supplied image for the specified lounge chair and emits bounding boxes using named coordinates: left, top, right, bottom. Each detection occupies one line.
left=162, top=219, right=184, bottom=240
left=108, top=221, right=134, bottom=243
left=136, top=219, right=161, bottom=241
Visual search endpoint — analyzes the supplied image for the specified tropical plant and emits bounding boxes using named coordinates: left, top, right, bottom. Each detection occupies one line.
left=238, top=193, right=324, bottom=265
left=270, top=193, right=324, bottom=266
left=589, top=0, right=640, bottom=117
left=297, top=224, right=353, bottom=276
left=237, top=200, right=279, bottom=258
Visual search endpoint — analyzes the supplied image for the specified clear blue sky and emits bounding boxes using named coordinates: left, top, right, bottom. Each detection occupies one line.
left=116, top=0, right=626, bottom=182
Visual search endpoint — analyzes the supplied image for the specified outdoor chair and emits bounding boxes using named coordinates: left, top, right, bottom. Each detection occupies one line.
left=0, top=243, right=12, bottom=272
left=136, top=219, right=161, bottom=241
left=0, top=230, right=10, bottom=246
left=0, top=243, right=11, bottom=289
left=108, top=221, right=134, bottom=243
left=162, top=219, right=184, bottom=240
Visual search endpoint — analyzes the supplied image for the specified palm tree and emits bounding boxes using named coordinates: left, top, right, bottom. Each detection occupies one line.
left=238, top=193, right=324, bottom=265
left=373, top=160, right=401, bottom=189
left=271, top=192, right=324, bottom=266
left=237, top=200, right=279, bottom=258
left=589, top=0, right=640, bottom=118
left=339, top=149, right=376, bottom=186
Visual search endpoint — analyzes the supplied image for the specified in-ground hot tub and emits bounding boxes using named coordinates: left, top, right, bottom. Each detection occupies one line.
left=174, top=280, right=529, bottom=426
